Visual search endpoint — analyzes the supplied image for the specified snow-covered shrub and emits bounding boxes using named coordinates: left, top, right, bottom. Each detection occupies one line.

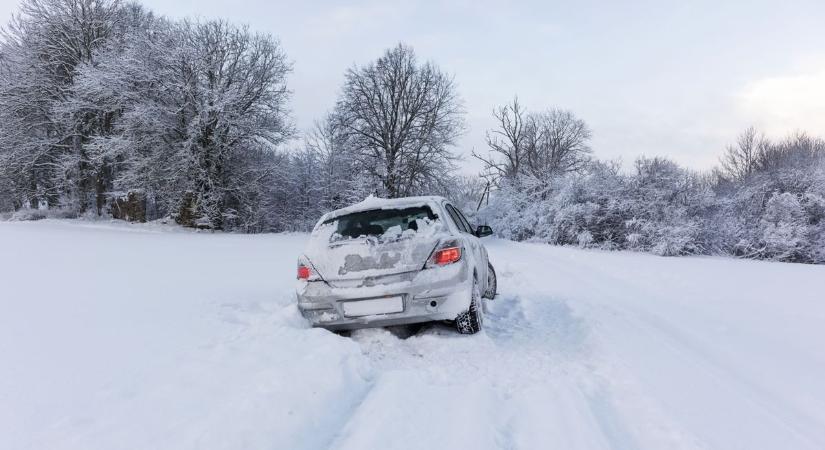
left=760, top=192, right=809, bottom=261
left=651, top=222, right=701, bottom=256
left=549, top=202, right=598, bottom=245
left=474, top=125, right=825, bottom=263
left=482, top=156, right=710, bottom=255
left=624, top=218, right=654, bottom=251
left=9, top=208, right=79, bottom=221
left=808, top=224, right=825, bottom=263
left=0, top=172, right=15, bottom=213
left=576, top=230, right=594, bottom=247
left=478, top=179, right=539, bottom=241
left=10, top=209, right=48, bottom=221
left=802, top=193, right=825, bottom=225
left=801, top=193, right=825, bottom=263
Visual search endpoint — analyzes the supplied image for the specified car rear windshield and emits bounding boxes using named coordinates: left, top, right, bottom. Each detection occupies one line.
left=325, top=206, right=437, bottom=240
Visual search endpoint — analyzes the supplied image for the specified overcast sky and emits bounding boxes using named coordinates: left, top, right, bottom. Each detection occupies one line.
left=3, top=0, right=824, bottom=174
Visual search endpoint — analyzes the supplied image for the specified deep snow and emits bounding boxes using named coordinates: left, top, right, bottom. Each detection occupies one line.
left=1, top=220, right=824, bottom=450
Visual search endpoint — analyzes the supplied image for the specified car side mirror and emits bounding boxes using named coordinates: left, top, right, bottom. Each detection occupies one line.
left=475, top=225, right=493, bottom=238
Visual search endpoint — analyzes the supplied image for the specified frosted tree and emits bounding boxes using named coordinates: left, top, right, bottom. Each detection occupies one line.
left=71, top=18, right=293, bottom=229
left=720, top=127, right=768, bottom=181
left=332, top=43, right=464, bottom=198
left=189, top=21, right=291, bottom=227
left=53, top=3, right=155, bottom=214
left=304, top=115, right=369, bottom=212
left=0, top=0, right=123, bottom=211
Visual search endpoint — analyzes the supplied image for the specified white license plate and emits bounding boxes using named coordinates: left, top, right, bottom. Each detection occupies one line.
left=342, top=296, right=404, bottom=317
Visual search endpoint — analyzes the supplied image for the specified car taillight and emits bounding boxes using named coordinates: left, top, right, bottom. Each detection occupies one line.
left=433, top=246, right=461, bottom=265
left=297, top=256, right=322, bottom=282
left=297, top=256, right=322, bottom=281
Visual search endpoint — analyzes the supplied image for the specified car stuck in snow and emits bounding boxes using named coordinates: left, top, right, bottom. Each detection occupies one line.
left=296, top=196, right=497, bottom=334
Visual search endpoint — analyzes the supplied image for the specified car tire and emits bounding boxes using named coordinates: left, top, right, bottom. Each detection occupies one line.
left=456, top=278, right=483, bottom=334
left=483, top=262, right=497, bottom=299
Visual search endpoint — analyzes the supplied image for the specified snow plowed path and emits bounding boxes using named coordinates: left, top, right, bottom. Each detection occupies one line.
left=2, top=221, right=824, bottom=450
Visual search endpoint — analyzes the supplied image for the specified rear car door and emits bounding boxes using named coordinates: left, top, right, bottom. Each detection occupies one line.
left=444, top=203, right=486, bottom=282
left=454, top=204, right=490, bottom=284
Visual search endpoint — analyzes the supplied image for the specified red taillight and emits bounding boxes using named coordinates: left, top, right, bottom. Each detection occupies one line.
left=297, top=265, right=311, bottom=280
left=433, top=246, right=461, bottom=265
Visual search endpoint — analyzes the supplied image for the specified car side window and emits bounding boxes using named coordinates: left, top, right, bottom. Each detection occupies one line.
left=453, top=206, right=475, bottom=234
left=445, top=204, right=470, bottom=234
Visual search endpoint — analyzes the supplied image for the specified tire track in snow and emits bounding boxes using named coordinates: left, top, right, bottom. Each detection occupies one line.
left=507, top=243, right=825, bottom=450
left=330, top=265, right=623, bottom=450
left=208, top=297, right=378, bottom=450
left=584, top=280, right=825, bottom=449
left=585, top=386, right=641, bottom=450
left=486, top=267, right=649, bottom=450
left=486, top=242, right=709, bottom=450
left=311, top=239, right=807, bottom=450
left=562, top=257, right=825, bottom=449
left=289, top=240, right=709, bottom=450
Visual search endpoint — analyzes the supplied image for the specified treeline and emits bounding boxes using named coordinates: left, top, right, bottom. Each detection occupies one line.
left=2, top=0, right=823, bottom=264
left=0, top=0, right=468, bottom=231
left=475, top=100, right=825, bottom=263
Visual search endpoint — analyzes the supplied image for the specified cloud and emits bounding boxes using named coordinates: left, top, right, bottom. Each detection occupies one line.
left=304, top=1, right=412, bottom=39
left=739, top=64, right=825, bottom=137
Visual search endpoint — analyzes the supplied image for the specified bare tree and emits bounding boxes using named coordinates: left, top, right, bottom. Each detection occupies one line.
left=758, top=131, right=825, bottom=174
left=524, top=109, right=592, bottom=183
left=475, top=98, right=591, bottom=186
left=720, top=127, right=768, bottom=181
left=304, top=114, right=366, bottom=211
left=473, top=97, right=527, bottom=183
left=333, top=43, right=464, bottom=198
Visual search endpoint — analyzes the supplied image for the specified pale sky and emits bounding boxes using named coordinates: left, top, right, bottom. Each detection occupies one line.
left=3, top=0, right=825, bottom=174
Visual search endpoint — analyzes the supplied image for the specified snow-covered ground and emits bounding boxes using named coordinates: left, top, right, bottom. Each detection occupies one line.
left=2, top=220, right=824, bottom=450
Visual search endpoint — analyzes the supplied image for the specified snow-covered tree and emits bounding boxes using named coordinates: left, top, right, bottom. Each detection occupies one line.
left=332, top=43, right=464, bottom=198
left=0, top=0, right=123, bottom=210
left=66, top=18, right=293, bottom=229
left=304, top=115, right=370, bottom=213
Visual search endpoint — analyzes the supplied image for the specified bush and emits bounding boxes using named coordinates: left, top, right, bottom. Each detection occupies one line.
left=760, top=192, right=808, bottom=261
left=9, top=208, right=78, bottom=221
left=479, top=141, right=825, bottom=264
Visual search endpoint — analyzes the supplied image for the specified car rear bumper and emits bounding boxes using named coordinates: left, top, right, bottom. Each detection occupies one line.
left=296, top=262, right=472, bottom=331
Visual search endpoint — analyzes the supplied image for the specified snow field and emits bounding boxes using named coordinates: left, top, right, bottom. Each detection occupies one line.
left=1, top=220, right=824, bottom=449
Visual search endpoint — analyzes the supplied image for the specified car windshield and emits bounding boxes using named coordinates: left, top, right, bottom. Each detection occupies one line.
left=324, top=206, right=437, bottom=241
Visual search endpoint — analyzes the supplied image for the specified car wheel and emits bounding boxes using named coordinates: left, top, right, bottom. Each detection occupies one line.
left=483, top=262, right=497, bottom=300
left=456, top=278, right=483, bottom=334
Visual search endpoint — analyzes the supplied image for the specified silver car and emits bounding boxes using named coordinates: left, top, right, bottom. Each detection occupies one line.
left=296, top=196, right=497, bottom=334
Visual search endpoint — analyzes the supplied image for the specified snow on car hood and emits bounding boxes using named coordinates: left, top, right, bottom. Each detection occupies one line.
left=303, top=217, right=446, bottom=282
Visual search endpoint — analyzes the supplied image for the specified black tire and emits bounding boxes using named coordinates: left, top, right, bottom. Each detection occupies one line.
left=456, top=279, right=483, bottom=334
left=483, top=262, right=497, bottom=300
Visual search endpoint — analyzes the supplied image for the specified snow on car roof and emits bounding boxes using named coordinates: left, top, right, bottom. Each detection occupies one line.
left=318, top=195, right=447, bottom=224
